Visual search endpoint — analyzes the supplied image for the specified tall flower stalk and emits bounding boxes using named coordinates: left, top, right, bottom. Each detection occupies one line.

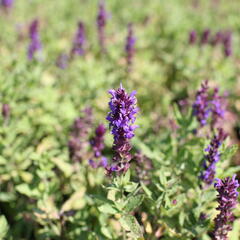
left=222, top=31, right=232, bottom=57
left=193, top=80, right=210, bottom=127
left=200, top=29, right=211, bottom=45
left=193, top=81, right=226, bottom=128
left=89, top=124, right=107, bottom=169
left=1, top=0, right=13, bottom=9
left=125, top=23, right=136, bottom=72
left=200, top=128, right=227, bottom=186
left=68, top=108, right=93, bottom=163
left=211, top=31, right=223, bottom=46
left=27, top=19, right=42, bottom=60
left=71, top=21, right=86, bottom=58
left=90, top=124, right=106, bottom=158
left=189, top=30, right=197, bottom=44
left=213, top=175, right=239, bottom=240
left=210, top=88, right=226, bottom=129
left=96, top=1, right=107, bottom=53
left=2, top=103, right=10, bottom=123
left=56, top=53, right=69, bottom=69
left=106, top=84, right=139, bottom=174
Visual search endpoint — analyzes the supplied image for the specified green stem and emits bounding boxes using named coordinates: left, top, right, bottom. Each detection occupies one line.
left=120, top=174, right=127, bottom=240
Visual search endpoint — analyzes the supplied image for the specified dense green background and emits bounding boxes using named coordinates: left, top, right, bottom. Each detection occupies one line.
left=0, top=0, right=240, bottom=239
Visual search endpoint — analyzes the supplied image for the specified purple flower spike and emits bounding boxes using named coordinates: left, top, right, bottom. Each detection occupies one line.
left=222, top=31, right=232, bottom=57
left=2, top=103, right=10, bottom=121
left=213, top=175, right=239, bottom=240
left=210, top=88, right=226, bottom=128
left=211, top=31, right=223, bottom=46
left=200, top=128, right=227, bottom=186
left=68, top=107, right=93, bottom=163
left=96, top=1, right=107, bottom=53
left=200, top=29, right=211, bottom=45
left=1, top=0, right=13, bottom=8
left=193, top=82, right=227, bottom=128
left=56, top=53, right=69, bottom=69
left=71, top=21, right=86, bottom=57
left=193, top=80, right=210, bottom=126
left=106, top=84, right=139, bottom=174
left=90, top=124, right=106, bottom=158
left=189, top=30, right=197, bottom=44
left=125, top=23, right=136, bottom=71
left=27, top=19, right=42, bottom=60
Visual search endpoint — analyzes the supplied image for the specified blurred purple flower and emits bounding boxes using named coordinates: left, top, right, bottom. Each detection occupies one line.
left=193, top=80, right=210, bottom=126
left=56, top=53, right=69, bottom=69
left=89, top=157, right=108, bottom=169
left=27, top=19, right=42, bottom=60
left=211, top=31, right=223, bottom=46
left=193, top=81, right=226, bottom=128
left=68, top=107, right=93, bottom=163
left=106, top=84, right=139, bottom=174
left=125, top=23, right=136, bottom=71
left=222, top=31, right=232, bottom=57
left=90, top=124, right=106, bottom=158
left=200, top=29, right=211, bottom=45
left=134, top=151, right=153, bottom=184
left=96, top=1, right=107, bottom=53
left=189, top=30, right=197, bottom=44
left=210, top=88, right=226, bottom=128
left=200, top=128, right=227, bottom=186
left=1, top=0, right=13, bottom=8
left=213, top=175, right=239, bottom=240
left=2, top=103, right=10, bottom=121
left=71, top=21, right=85, bottom=57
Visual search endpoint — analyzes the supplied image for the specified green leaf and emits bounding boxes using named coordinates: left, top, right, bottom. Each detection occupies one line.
left=0, top=192, right=16, bottom=202
left=101, top=226, right=112, bottom=239
left=16, top=184, right=39, bottom=198
left=140, top=182, right=153, bottom=199
left=0, top=215, right=9, bottom=239
left=98, top=204, right=118, bottom=214
left=159, top=173, right=167, bottom=187
left=61, top=188, right=86, bottom=212
left=179, top=211, right=185, bottom=227
left=0, top=156, right=7, bottom=165
left=221, top=144, right=238, bottom=161
left=119, top=215, right=143, bottom=238
left=124, top=194, right=144, bottom=212
left=122, top=169, right=130, bottom=184
left=124, top=182, right=138, bottom=193
left=51, top=157, right=73, bottom=177
left=219, top=166, right=240, bottom=178
left=229, top=219, right=240, bottom=240
left=133, top=139, right=165, bottom=162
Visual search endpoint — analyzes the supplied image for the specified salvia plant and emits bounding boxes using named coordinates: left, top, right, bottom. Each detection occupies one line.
left=200, top=128, right=227, bottom=186
left=213, top=175, right=239, bottom=240
left=27, top=19, right=42, bottom=60
left=1, top=0, right=13, bottom=9
left=193, top=80, right=226, bottom=129
left=125, top=23, right=136, bottom=72
left=70, top=21, right=86, bottom=58
left=188, top=29, right=233, bottom=57
left=0, top=1, right=240, bottom=240
left=56, top=53, right=69, bottom=69
left=96, top=0, right=108, bottom=53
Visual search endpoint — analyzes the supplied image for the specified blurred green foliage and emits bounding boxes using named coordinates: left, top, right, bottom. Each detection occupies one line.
left=0, top=0, right=240, bottom=239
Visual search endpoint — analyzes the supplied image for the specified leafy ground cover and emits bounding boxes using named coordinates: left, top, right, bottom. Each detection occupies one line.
left=1, top=0, right=240, bottom=239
